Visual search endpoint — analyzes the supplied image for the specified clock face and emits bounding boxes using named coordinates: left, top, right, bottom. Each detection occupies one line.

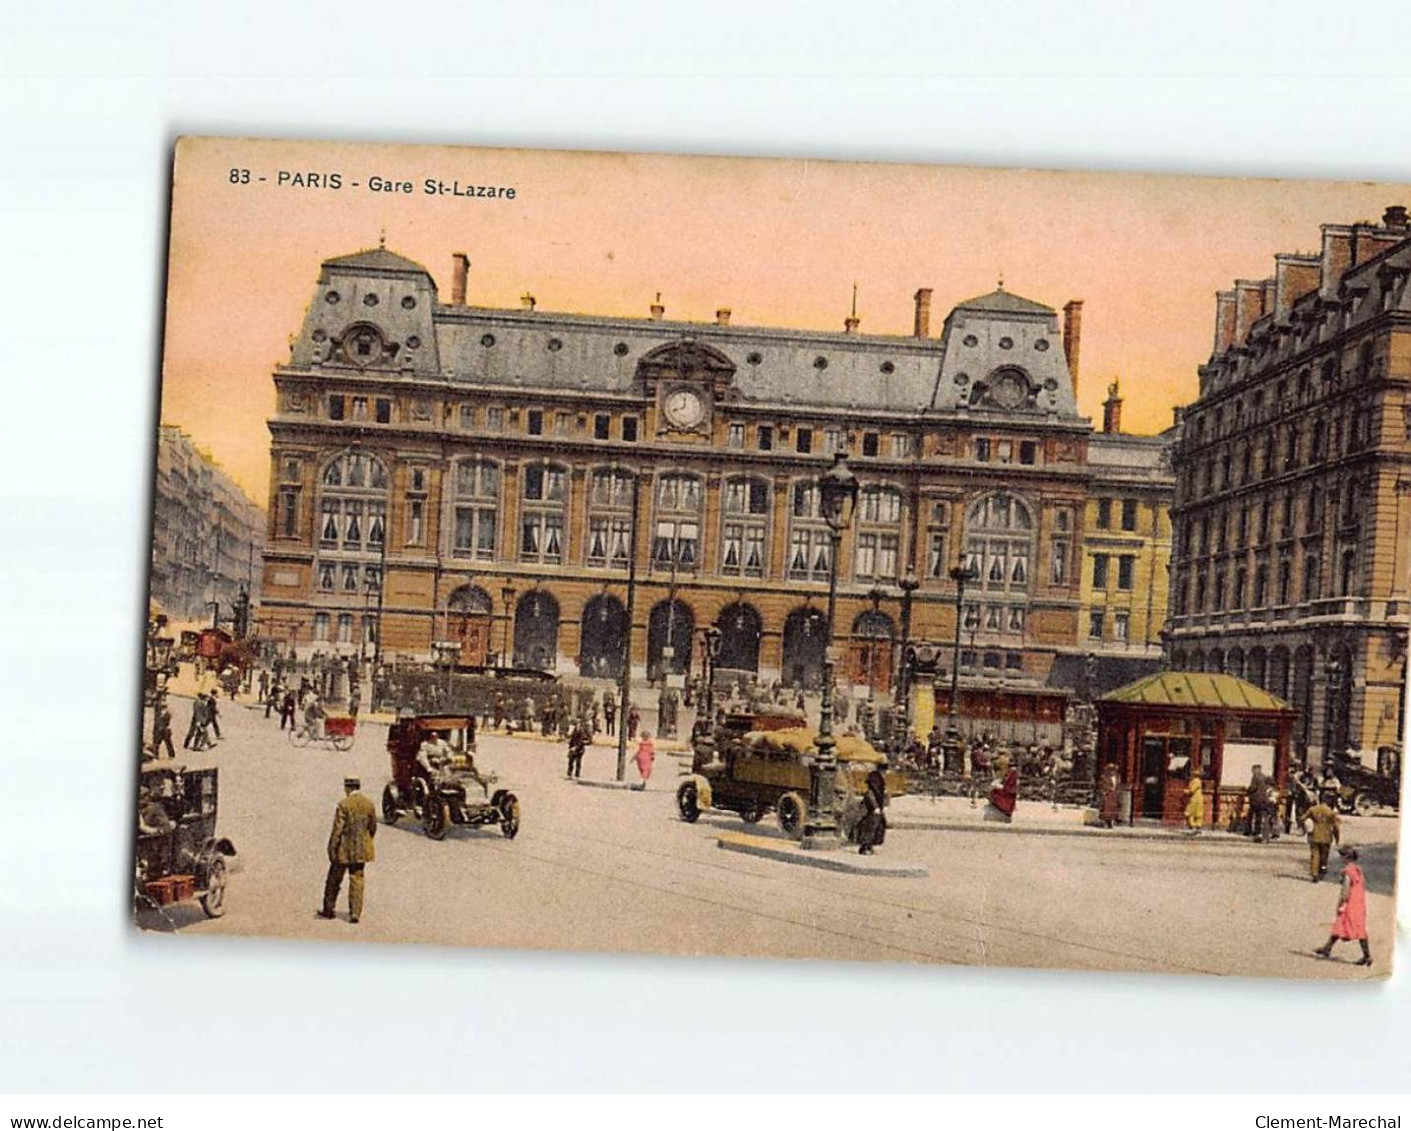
left=663, top=387, right=706, bottom=429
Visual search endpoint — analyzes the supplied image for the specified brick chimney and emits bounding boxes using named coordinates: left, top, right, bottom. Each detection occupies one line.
left=650, top=292, right=665, bottom=320
left=913, top=288, right=933, bottom=338
left=1102, top=379, right=1123, bottom=434
left=1062, top=299, right=1083, bottom=392
left=451, top=253, right=469, bottom=306
left=715, top=308, right=731, bottom=326
left=1213, top=290, right=1238, bottom=354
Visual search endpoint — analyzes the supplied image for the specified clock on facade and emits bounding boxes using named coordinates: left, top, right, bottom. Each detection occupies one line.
left=663, top=386, right=707, bottom=429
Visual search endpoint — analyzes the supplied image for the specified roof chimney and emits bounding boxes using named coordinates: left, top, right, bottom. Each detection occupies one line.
left=650, top=292, right=665, bottom=320
left=1062, top=299, right=1083, bottom=392
left=1102, top=379, right=1123, bottom=434
left=1384, top=204, right=1409, bottom=229
left=913, top=288, right=933, bottom=338
left=451, top=253, right=469, bottom=306
left=520, top=292, right=536, bottom=311
left=715, top=308, right=731, bottom=326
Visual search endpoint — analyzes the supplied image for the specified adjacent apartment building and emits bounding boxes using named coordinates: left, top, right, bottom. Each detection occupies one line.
left=1165, top=205, right=1411, bottom=763
left=257, top=245, right=1172, bottom=698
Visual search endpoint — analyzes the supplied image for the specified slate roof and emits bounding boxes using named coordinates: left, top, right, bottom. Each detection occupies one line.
left=324, top=248, right=433, bottom=275
left=1101, top=671, right=1293, bottom=712
left=952, top=289, right=1056, bottom=317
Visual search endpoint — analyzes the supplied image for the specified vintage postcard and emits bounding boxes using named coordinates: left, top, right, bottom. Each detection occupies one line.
left=136, top=135, right=1406, bottom=978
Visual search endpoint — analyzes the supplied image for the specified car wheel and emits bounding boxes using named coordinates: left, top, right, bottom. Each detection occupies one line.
left=739, top=799, right=765, bottom=824
left=777, top=792, right=807, bottom=840
left=500, top=794, right=521, bottom=840
left=677, top=782, right=701, bottom=823
left=381, top=784, right=400, bottom=825
left=1354, top=793, right=1382, bottom=818
left=200, top=857, right=227, bottom=918
left=424, top=800, right=449, bottom=840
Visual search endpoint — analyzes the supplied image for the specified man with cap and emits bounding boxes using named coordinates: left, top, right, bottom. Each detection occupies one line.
left=319, top=776, right=377, bottom=923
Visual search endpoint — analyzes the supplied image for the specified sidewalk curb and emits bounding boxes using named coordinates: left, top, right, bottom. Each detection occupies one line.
left=717, top=832, right=928, bottom=877
left=889, top=817, right=1306, bottom=849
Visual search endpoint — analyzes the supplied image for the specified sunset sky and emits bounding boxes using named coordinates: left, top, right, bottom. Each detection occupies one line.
left=162, top=137, right=1410, bottom=504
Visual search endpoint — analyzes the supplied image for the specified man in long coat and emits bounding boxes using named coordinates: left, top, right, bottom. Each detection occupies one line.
left=319, top=776, right=377, bottom=923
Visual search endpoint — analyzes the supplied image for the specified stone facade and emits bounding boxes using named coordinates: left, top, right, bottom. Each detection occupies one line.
left=1166, top=206, right=1411, bottom=764
left=258, top=246, right=1172, bottom=697
left=151, top=424, right=265, bottom=623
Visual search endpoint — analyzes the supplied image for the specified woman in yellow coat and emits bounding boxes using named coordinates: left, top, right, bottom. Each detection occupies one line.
left=1184, top=775, right=1205, bottom=835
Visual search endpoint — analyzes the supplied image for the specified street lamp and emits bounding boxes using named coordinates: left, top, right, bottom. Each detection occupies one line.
left=1323, top=653, right=1344, bottom=767
left=806, top=452, right=859, bottom=846
left=500, top=584, right=516, bottom=667
left=948, top=554, right=980, bottom=733
left=692, top=625, right=724, bottom=760
left=894, top=567, right=920, bottom=751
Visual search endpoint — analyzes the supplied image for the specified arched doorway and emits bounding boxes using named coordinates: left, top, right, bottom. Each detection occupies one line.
left=579, top=594, right=628, bottom=679
left=1326, top=643, right=1354, bottom=756
left=847, top=609, right=896, bottom=694
left=513, top=590, right=560, bottom=671
left=447, top=584, right=493, bottom=667
left=647, top=599, right=694, bottom=681
left=781, top=606, right=829, bottom=691
left=1292, top=645, right=1314, bottom=760
left=1269, top=647, right=1291, bottom=702
left=714, top=602, right=761, bottom=680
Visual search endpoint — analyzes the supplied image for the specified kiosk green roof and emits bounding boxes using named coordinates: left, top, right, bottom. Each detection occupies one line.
left=1101, top=671, right=1292, bottom=712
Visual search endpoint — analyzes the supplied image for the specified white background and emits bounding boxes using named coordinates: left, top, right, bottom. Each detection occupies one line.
left=1, top=0, right=1408, bottom=1095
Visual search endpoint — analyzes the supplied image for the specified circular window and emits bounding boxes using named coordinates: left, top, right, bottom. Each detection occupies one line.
left=747, top=352, right=763, bottom=366
left=547, top=338, right=563, bottom=352
left=813, top=356, right=828, bottom=370
left=480, top=333, right=496, bottom=348
left=998, top=336, right=1014, bottom=350
left=613, top=342, right=630, bottom=357
left=954, top=372, right=970, bottom=386
left=1034, top=338, right=1050, bottom=352
left=325, top=291, right=341, bottom=304
left=407, top=335, right=421, bottom=349
left=363, top=293, right=379, bottom=307
left=880, top=360, right=895, bottom=374
left=402, top=295, right=416, bottom=310
left=1043, top=377, right=1058, bottom=391
left=963, top=334, right=978, bottom=347
left=311, top=329, right=327, bottom=343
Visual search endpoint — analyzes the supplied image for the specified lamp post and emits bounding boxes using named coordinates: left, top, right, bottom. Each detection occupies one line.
left=500, top=584, right=516, bottom=668
left=693, top=624, right=723, bottom=759
left=805, top=452, right=859, bottom=847
left=1323, top=653, right=1343, bottom=767
left=658, top=537, right=682, bottom=740
left=894, top=568, right=920, bottom=751
left=947, top=555, right=979, bottom=732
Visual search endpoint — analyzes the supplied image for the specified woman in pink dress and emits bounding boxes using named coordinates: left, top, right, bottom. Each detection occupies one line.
left=1315, top=845, right=1371, bottom=967
left=631, top=730, right=656, bottom=790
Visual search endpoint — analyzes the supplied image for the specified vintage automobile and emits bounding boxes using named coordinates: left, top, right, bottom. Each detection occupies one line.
left=134, top=763, right=237, bottom=920
left=381, top=713, right=520, bottom=840
left=1325, top=750, right=1401, bottom=817
left=677, top=709, right=906, bottom=840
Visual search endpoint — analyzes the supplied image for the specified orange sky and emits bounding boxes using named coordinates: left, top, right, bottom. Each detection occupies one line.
left=162, top=136, right=1410, bottom=504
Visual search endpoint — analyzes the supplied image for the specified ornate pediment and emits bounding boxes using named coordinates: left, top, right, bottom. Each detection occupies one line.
left=636, top=338, right=736, bottom=390
left=969, top=365, right=1039, bottom=411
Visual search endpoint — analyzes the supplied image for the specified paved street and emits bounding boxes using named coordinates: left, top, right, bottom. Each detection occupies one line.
left=147, top=693, right=1399, bottom=980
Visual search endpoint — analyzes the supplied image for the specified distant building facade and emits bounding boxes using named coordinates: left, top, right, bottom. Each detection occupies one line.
left=258, top=246, right=1171, bottom=698
left=1166, top=205, right=1411, bottom=763
left=151, top=424, right=265, bottom=624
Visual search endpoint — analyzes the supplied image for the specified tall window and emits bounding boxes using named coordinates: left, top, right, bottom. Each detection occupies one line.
left=788, top=482, right=833, bottom=582
left=1121, top=499, right=1138, bottom=532
left=855, top=485, right=902, bottom=582
left=450, top=458, right=500, bottom=561
left=653, top=473, right=702, bottom=568
left=316, top=452, right=388, bottom=607
left=721, top=476, right=769, bottom=578
left=587, top=468, right=635, bottom=569
left=963, top=493, right=1033, bottom=637
left=1302, top=553, right=1320, bottom=601
left=927, top=501, right=951, bottom=579
left=520, top=463, right=567, bottom=565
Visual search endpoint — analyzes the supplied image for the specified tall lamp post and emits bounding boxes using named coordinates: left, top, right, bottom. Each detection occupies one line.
left=500, top=584, right=516, bottom=668
left=947, top=555, right=979, bottom=733
left=894, top=567, right=920, bottom=751
left=805, top=453, right=859, bottom=847
left=693, top=625, right=723, bottom=759
left=1323, top=653, right=1343, bottom=767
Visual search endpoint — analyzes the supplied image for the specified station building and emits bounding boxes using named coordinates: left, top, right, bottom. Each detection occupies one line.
left=257, top=245, right=1173, bottom=697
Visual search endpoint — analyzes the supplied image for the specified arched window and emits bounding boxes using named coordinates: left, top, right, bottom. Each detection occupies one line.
left=855, top=484, right=903, bottom=582
left=587, top=468, right=635, bottom=569
left=721, top=476, right=769, bottom=578
left=653, top=472, right=702, bottom=568
left=963, top=492, right=1033, bottom=638
left=315, top=451, right=388, bottom=603
left=788, top=481, right=832, bottom=582
left=450, top=458, right=500, bottom=561
left=520, top=462, right=567, bottom=565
